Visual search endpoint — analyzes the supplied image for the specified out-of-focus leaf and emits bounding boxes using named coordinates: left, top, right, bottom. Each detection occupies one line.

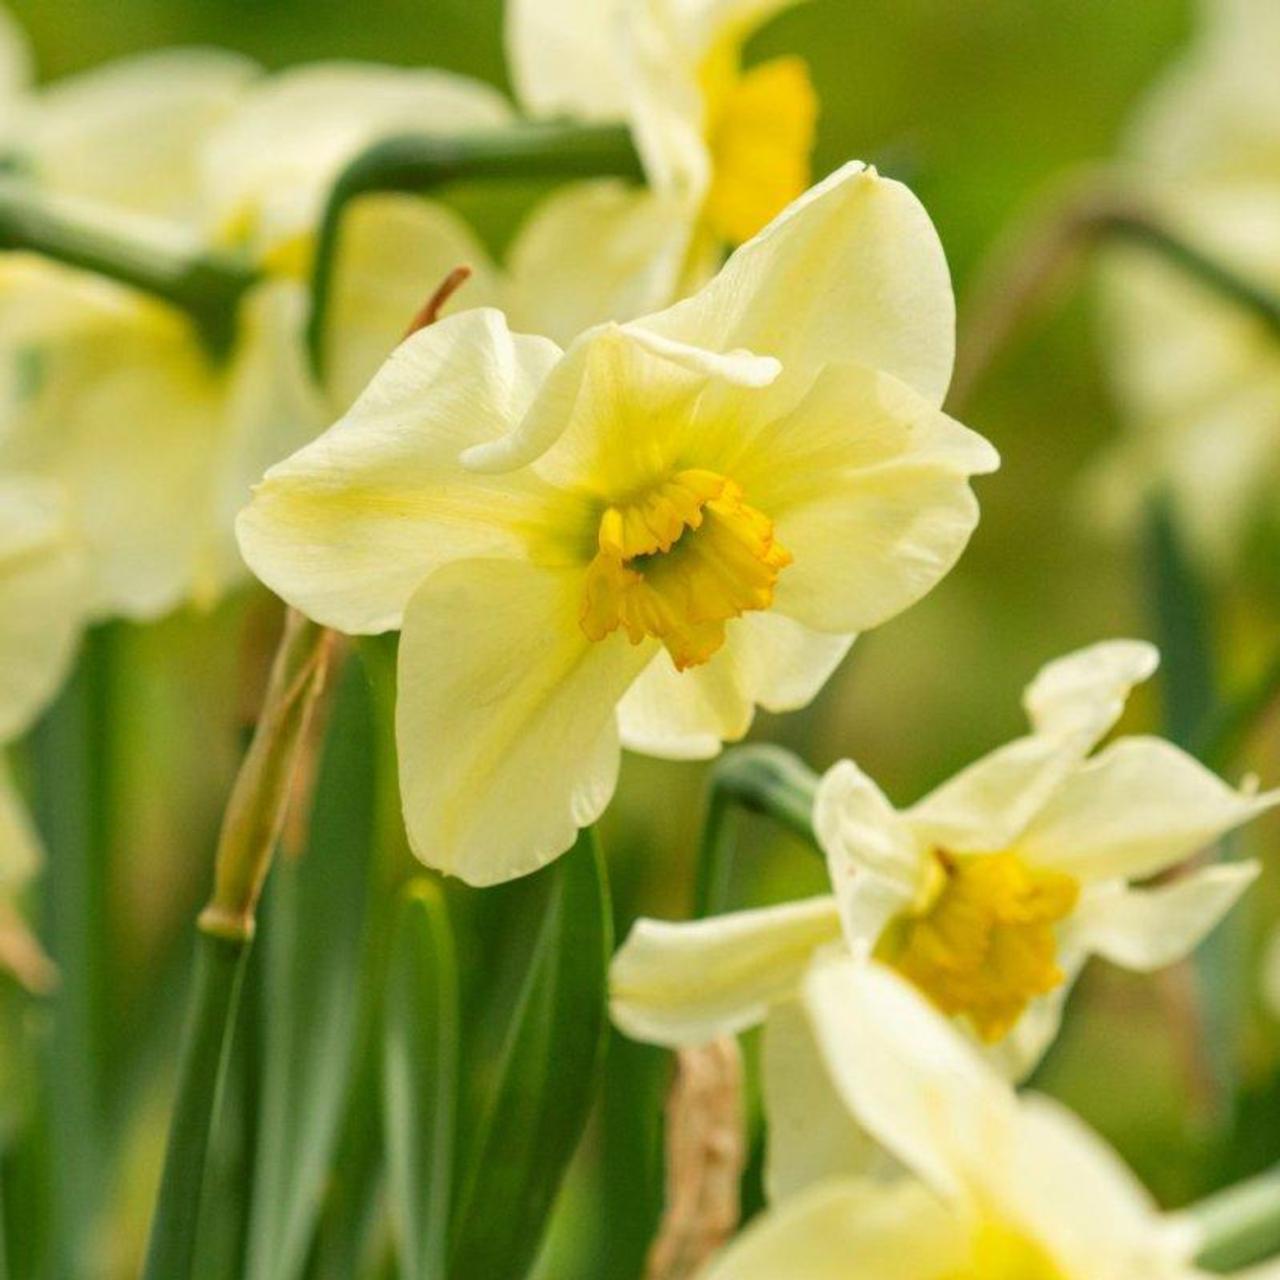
left=384, top=880, right=459, bottom=1280
left=244, top=656, right=378, bottom=1280
left=449, top=829, right=611, bottom=1280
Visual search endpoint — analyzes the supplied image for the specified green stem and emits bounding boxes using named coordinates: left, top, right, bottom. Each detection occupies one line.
left=1193, top=1162, right=1280, bottom=1271
left=693, top=746, right=821, bottom=918
left=305, top=121, right=643, bottom=375
left=141, top=932, right=250, bottom=1280
left=0, top=178, right=258, bottom=355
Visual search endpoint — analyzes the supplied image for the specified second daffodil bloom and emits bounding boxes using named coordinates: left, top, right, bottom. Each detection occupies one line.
left=238, top=163, right=997, bottom=885
left=611, top=640, right=1275, bottom=1089
left=706, top=961, right=1279, bottom=1280
left=507, top=0, right=819, bottom=317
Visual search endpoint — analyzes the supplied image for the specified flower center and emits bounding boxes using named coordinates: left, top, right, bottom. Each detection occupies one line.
left=702, top=55, right=818, bottom=246
left=877, top=850, right=1079, bottom=1043
left=579, top=468, right=791, bottom=670
left=941, top=1222, right=1066, bottom=1280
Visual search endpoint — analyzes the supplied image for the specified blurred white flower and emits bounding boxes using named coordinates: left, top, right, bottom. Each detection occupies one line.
left=238, top=164, right=995, bottom=886
left=1097, top=0, right=1280, bottom=566
left=705, top=961, right=1236, bottom=1280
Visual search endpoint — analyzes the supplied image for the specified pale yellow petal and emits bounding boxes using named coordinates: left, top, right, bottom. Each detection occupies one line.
left=505, top=181, right=692, bottom=345
left=762, top=998, right=889, bottom=1202
left=1018, top=736, right=1280, bottom=883
left=641, top=163, right=957, bottom=404
left=236, top=308, right=565, bottom=634
left=325, top=193, right=502, bottom=411
left=396, top=560, right=652, bottom=885
left=803, top=958, right=1016, bottom=1201
left=616, top=612, right=851, bottom=760
left=814, top=760, right=923, bottom=947
left=19, top=47, right=257, bottom=223
left=505, top=0, right=629, bottom=121
left=704, top=1178, right=967, bottom=1280
left=610, top=897, right=842, bottom=1044
left=1022, top=639, right=1159, bottom=746
left=0, top=478, right=84, bottom=739
left=203, top=61, right=512, bottom=252
left=1069, top=862, right=1259, bottom=972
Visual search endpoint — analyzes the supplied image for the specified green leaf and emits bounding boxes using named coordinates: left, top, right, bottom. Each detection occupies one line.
left=244, top=656, right=379, bottom=1280
left=449, top=830, right=612, bottom=1280
left=384, top=881, right=459, bottom=1280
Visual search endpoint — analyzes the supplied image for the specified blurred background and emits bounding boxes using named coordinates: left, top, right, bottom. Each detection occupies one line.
left=9, top=0, right=1280, bottom=1275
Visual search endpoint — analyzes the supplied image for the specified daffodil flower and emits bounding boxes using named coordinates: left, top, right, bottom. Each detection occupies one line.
left=0, top=47, right=327, bottom=619
left=238, top=163, right=997, bottom=885
left=610, top=640, right=1274, bottom=1188
left=1096, top=0, right=1280, bottom=566
left=508, top=0, right=818, bottom=287
left=705, top=960, right=1278, bottom=1280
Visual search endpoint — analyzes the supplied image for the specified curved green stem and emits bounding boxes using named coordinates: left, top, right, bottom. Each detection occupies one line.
left=693, top=746, right=821, bottom=918
left=1193, top=1162, right=1280, bottom=1272
left=0, top=179, right=258, bottom=356
left=305, top=121, right=643, bottom=375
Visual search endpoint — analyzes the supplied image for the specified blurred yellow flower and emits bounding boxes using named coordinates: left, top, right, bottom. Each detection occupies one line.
left=238, top=163, right=996, bottom=885
left=610, top=640, right=1273, bottom=1179
left=1097, top=0, right=1280, bottom=565
left=704, top=962, right=1231, bottom=1280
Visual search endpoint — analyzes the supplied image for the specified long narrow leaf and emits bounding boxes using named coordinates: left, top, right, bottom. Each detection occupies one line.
left=449, top=829, right=612, bottom=1280
left=244, top=656, right=378, bottom=1280
left=384, top=881, right=459, bottom=1280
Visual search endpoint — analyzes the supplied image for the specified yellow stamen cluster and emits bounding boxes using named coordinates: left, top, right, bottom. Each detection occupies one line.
left=879, top=850, right=1079, bottom=1043
left=703, top=55, right=819, bottom=246
left=579, top=468, right=791, bottom=671
left=942, top=1222, right=1067, bottom=1280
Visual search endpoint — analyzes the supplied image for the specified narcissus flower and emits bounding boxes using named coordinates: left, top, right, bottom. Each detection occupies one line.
left=611, top=640, right=1273, bottom=1102
left=0, top=48, right=326, bottom=618
left=239, top=163, right=997, bottom=885
left=705, top=961, right=1271, bottom=1280
left=1096, top=0, right=1280, bottom=566
left=507, top=0, right=819, bottom=319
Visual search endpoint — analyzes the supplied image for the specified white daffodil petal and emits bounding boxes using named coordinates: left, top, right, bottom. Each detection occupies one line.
left=703, top=1178, right=965, bottom=1280
left=236, top=308, right=565, bottom=634
left=641, top=163, right=957, bottom=404
left=719, top=361, right=995, bottom=636
left=1022, top=639, right=1159, bottom=747
left=1071, top=862, right=1259, bottom=973
left=1018, top=736, right=1280, bottom=883
left=396, top=559, right=652, bottom=886
left=203, top=61, right=512, bottom=253
left=814, top=761, right=923, bottom=943
left=803, top=959, right=1017, bottom=1201
left=994, top=1094, right=1176, bottom=1275
left=326, top=194, right=502, bottom=411
left=19, top=48, right=257, bottom=223
left=907, top=734, right=1087, bottom=855
left=763, top=998, right=889, bottom=1202
left=505, top=0, right=629, bottom=122
left=610, top=897, right=842, bottom=1045
left=616, top=612, right=851, bottom=760
left=463, top=322, right=771, bottom=486
left=505, top=182, right=694, bottom=348
left=0, top=478, right=83, bottom=740
left=0, top=265, right=225, bottom=620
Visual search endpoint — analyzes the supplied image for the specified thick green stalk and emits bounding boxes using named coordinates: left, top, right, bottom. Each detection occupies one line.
left=305, top=121, right=643, bottom=373
left=1193, top=1163, right=1280, bottom=1271
left=141, top=933, right=249, bottom=1280
left=0, top=178, right=257, bottom=355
